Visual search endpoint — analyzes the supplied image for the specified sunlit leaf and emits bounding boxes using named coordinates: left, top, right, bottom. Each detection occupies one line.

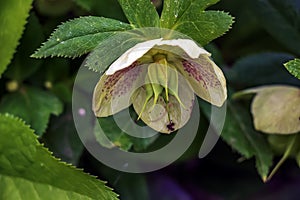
left=4, top=13, right=44, bottom=81
left=117, top=0, right=160, bottom=28
left=160, top=0, right=234, bottom=45
left=284, top=58, right=300, bottom=80
left=32, top=16, right=132, bottom=58
left=0, top=114, right=118, bottom=200
left=0, top=0, right=33, bottom=77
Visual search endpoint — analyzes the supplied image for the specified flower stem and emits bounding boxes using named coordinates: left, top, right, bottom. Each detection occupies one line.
left=266, top=134, right=298, bottom=182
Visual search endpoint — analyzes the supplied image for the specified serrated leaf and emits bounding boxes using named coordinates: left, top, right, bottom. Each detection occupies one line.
left=200, top=100, right=273, bottom=180
left=5, top=13, right=44, bottom=81
left=175, top=11, right=233, bottom=46
left=161, top=0, right=234, bottom=45
left=0, top=114, right=118, bottom=200
left=0, top=87, right=63, bottom=135
left=95, top=108, right=158, bottom=151
left=284, top=58, right=300, bottom=80
left=32, top=16, right=132, bottom=58
left=228, top=53, right=299, bottom=88
left=160, top=0, right=219, bottom=28
left=250, top=0, right=300, bottom=55
left=85, top=27, right=193, bottom=73
left=0, top=0, right=33, bottom=77
left=117, top=0, right=160, bottom=28
left=84, top=30, right=147, bottom=73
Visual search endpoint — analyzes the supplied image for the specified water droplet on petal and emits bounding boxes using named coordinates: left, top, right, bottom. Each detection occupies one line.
left=78, top=108, right=86, bottom=116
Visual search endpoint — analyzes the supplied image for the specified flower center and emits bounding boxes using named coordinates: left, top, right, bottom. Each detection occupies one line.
left=153, top=53, right=167, bottom=63
left=137, top=51, right=185, bottom=123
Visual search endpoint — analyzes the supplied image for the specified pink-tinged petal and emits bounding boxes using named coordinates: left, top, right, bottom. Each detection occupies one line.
left=106, top=38, right=163, bottom=75
left=93, top=63, right=147, bottom=117
left=235, top=85, right=300, bottom=134
left=132, top=76, right=194, bottom=133
left=157, top=39, right=210, bottom=58
left=174, top=55, right=227, bottom=107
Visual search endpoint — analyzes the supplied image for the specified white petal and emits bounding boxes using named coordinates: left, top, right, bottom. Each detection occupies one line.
left=106, top=38, right=210, bottom=75
left=106, top=38, right=163, bottom=75
left=157, top=39, right=210, bottom=58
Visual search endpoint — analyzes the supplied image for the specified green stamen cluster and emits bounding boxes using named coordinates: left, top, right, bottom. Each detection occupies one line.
left=137, top=52, right=184, bottom=120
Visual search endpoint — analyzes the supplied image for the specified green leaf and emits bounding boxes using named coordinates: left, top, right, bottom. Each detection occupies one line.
left=228, top=53, right=298, bottom=88
left=0, top=0, right=33, bottom=77
left=5, top=13, right=44, bottom=81
left=0, top=87, right=63, bottom=135
left=32, top=16, right=132, bottom=58
left=284, top=58, right=300, bottom=80
left=85, top=27, right=192, bottom=73
left=95, top=108, right=158, bottom=151
left=117, top=0, right=160, bottom=28
left=160, top=0, right=218, bottom=28
left=160, top=0, right=234, bottom=45
left=0, top=114, right=118, bottom=200
left=84, top=30, right=146, bottom=73
left=201, top=100, right=273, bottom=181
left=250, top=0, right=300, bottom=55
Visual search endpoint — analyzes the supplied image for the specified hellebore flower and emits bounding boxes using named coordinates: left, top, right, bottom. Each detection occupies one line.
left=93, top=38, right=227, bottom=133
left=234, top=85, right=300, bottom=134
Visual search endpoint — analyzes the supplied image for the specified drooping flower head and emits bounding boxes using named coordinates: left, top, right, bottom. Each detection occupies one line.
left=234, top=85, right=300, bottom=134
left=93, top=38, right=227, bottom=133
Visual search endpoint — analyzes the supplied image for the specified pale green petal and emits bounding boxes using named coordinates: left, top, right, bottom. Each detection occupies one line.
left=137, top=83, right=153, bottom=120
left=174, top=55, right=227, bottom=107
left=93, top=64, right=147, bottom=117
left=132, top=76, right=194, bottom=134
left=147, top=61, right=181, bottom=103
left=249, top=85, right=300, bottom=134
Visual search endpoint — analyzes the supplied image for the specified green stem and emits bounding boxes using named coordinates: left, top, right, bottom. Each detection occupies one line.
left=266, top=134, right=298, bottom=182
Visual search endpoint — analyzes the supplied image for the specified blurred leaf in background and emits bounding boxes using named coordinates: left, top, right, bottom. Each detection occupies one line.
left=0, top=87, right=63, bottom=136
left=0, top=0, right=33, bottom=77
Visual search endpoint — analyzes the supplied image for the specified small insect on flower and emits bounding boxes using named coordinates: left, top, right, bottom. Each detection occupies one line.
left=93, top=38, right=227, bottom=133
